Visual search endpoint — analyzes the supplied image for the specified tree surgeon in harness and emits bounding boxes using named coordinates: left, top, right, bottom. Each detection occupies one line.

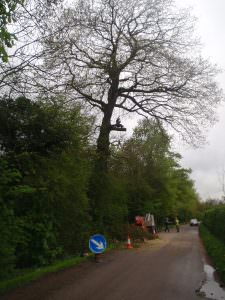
left=115, top=117, right=124, bottom=128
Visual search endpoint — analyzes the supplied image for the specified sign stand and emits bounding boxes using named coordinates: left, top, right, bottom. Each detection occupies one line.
left=94, top=253, right=102, bottom=263
left=89, top=234, right=107, bottom=263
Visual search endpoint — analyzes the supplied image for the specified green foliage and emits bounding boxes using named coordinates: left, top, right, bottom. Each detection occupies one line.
left=0, top=96, right=200, bottom=287
left=202, top=206, right=225, bottom=243
left=125, top=224, right=153, bottom=242
left=197, top=199, right=225, bottom=220
left=0, top=96, right=93, bottom=274
left=0, top=96, right=80, bottom=154
left=110, top=119, right=199, bottom=225
left=0, top=0, right=24, bottom=62
left=88, top=169, right=128, bottom=238
left=46, top=151, right=91, bottom=255
left=0, top=255, right=89, bottom=294
left=0, top=202, right=17, bottom=279
left=101, top=176, right=128, bottom=238
left=16, top=216, right=61, bottom=268
left=0, top=159, right=22, bottom=279
left=199, top=224, right=225, bottom=283
left=173, top=168, right=199, bottom=222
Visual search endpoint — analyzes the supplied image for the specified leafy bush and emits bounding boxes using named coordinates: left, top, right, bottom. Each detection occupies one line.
left=123, top=224, right=154, bottom=242
left=0, top=203, right=17, bottom=279
left=15, top=216, right=62, bottom=268
left=199, top=224, right=225, bottom=283
left=203, top=206, right=225, bottom=243
left=0, top=159, right=22, bottom=279
left=0, top=97, right=93, bottom=272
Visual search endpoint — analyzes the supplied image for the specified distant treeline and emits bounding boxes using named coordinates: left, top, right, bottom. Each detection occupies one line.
left=0, top=96, right=199, bottom=278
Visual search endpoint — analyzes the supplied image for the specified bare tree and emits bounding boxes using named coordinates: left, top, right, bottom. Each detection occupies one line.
left=6, top=0, right=224, bottom=171
left=0, top=0, right=64, bottom=95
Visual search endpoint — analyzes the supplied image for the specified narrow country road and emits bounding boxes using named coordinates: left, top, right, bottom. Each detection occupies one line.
left=2, top=226, right=207, bottom=300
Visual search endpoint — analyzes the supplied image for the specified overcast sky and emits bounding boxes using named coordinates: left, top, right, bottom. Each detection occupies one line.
left=175, top=0, right=225, bottom=201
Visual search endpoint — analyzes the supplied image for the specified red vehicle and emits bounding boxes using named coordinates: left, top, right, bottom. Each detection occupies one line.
left=135, top=214, right=156, bottom=234
left=135, top=216, right=145, bottom=227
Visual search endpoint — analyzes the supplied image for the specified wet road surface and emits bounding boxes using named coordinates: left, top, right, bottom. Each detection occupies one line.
left=1, top=226, right=213, bottom=300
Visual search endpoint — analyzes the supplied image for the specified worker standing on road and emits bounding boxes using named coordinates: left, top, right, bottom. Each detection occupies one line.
left=164, top=217, right=170, bottom=232
left=175, top=217, right=180, bottom=232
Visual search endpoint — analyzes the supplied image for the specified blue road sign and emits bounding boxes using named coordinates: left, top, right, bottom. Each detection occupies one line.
left=89, top=234, right=107, bottom=254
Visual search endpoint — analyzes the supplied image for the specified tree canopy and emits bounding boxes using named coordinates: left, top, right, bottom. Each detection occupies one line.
left=12, top=0, right=217, bottom=176
left=111, top=119, right=199, bottom=221
left=0, top=0, right=223, bottom=171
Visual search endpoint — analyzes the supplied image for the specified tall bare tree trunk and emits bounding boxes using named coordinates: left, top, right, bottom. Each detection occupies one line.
left=96, top=76, right=119, bottom=173
left=89, top=77, right=119, bottom=229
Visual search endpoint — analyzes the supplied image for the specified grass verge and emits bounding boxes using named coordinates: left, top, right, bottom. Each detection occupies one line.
left=0, top=255, right=90, bottom=295
left=199, top=223, right=225, bottom=283
left=0, top=239, right=150, bottom=295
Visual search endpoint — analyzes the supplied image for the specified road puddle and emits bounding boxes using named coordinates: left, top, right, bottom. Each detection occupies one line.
left=198, top=264, right=225, bottom=299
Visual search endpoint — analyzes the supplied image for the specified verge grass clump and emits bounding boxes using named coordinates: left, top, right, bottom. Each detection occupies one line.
left=199, top=224, right=225, bottom=284
left=0, top=255, right=89, bottom=295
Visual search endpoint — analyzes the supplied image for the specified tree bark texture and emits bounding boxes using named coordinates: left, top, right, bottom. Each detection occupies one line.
left=96, top=77, right=119, bottom=173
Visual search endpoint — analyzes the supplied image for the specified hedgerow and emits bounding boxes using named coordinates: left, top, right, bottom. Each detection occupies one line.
left=203, top=206, right=225, bottom=243
left=199, top=224, right=225, bottom=283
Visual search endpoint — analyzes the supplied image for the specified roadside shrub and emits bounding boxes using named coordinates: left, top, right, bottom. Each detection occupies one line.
left=122, top=224, right=154, bottom=242
left=0, top=159, right=22, bottom=279
left=199, top=224, right=225, bottom=283
left=0, top=203, right=17, bottom=279
left=16, top=216, right=62, bottom=268
left=203, top=206, right=225, bottom=243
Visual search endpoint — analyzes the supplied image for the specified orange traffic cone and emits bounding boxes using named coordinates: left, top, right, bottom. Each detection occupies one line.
left=126, top=235, right=133, bottom=249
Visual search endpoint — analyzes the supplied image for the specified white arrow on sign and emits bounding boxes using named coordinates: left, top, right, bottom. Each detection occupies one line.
left=91, top=239, right=104, bottom=250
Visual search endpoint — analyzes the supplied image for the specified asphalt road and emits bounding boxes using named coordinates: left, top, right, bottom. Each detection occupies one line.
left=2, top=226, right=206, bottom=300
